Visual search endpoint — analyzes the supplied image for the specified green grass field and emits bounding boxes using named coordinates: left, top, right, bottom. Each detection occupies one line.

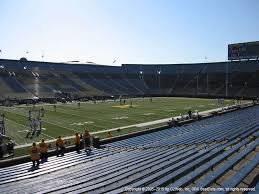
left=0, top=97, right=234, bottom=146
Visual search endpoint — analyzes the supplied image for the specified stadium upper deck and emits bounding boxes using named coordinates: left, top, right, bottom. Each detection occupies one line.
left=0, top=59, right=258, bottom=100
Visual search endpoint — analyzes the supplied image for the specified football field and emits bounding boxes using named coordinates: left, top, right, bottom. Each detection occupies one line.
left=0, top=97, right=234, bottom=145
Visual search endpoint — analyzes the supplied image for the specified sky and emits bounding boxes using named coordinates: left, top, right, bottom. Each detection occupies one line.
left=0, top=0, right=259, bottom=65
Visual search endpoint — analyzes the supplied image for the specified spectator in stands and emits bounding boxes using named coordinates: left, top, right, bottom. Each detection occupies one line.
left=39, top=139, right=48, bottom=162
left=83, top=129, right=91, bottom=154
left=29, top=143, right=40, bottom=167
left=75, top=133, right=80, bottom=153
left=188, top=110, right=192, bottom=119
left=107, top=131, right=112, bottom=138
left=48, top=143, right=52, bottom=149
left=67, top=139, right=71, bottom=146
left=171, top=118, right=177, bottom=126
left=56, top=136, right=65, bottom=156
left=0, top=145, right=3, bottom=159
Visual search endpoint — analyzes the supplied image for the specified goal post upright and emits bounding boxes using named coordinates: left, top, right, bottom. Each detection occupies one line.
left=0, top=114, right=5, bottom=135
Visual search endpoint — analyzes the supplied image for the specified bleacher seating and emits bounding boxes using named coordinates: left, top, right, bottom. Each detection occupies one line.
left=0, top=106, right=258, bottom=193
left=0, top=59, right=259, bottom=99
left=105, top=106, right=259, bottom=150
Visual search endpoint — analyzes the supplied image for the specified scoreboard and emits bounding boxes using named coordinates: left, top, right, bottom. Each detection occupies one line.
left=228, top=41, right=259, bottom=60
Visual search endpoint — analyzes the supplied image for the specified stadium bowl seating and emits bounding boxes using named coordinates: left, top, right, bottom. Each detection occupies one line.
left=0, top=106, right=258, bottom=193
left=0, top=59, right=258, bottom=99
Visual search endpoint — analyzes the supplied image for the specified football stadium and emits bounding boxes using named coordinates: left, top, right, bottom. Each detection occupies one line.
left=0, top=0, right=259, bottom=193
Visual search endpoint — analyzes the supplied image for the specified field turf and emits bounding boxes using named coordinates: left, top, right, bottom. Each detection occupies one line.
left=0, top=97, right=234, bottom=145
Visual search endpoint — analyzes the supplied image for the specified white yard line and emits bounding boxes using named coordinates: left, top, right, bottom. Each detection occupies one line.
left=13, top=104, right=245, bottom=149
left=5, top=118, right=30, bottom=129
left=5, top=117, right=55, bottom=139
left=41, top=132, right=55, bottom=139
left=1, top=107, right=79, bottom=134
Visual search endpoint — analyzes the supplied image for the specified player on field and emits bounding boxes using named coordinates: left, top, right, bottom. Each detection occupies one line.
left=41, top=106, right=44, bottom=117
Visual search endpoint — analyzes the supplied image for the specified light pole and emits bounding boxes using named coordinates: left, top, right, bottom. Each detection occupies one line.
left=158, top=70, right=161, bottom=89
left=229, top=84, right=232, bottom=97
left=139, top=71, right=143, bottom=79
left=244, top=81, right=247, bottom=98
left=41, top=50, right=45, bottom=61
left=225, top=63, right=228, bottom=97
left=196, top=74, right=199, bottom=96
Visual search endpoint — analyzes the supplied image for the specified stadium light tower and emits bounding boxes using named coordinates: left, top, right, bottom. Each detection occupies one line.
left=225, top=63, right=229, bottom=97
left=139, top=71, right=143, bottom=80
left=26, top=51, right=29, bottom=58
left=41, top=50, right=45, bottom=61
left=158, top=70, right=161, bottom=89
left=206, top=65, right=209, bottom=95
